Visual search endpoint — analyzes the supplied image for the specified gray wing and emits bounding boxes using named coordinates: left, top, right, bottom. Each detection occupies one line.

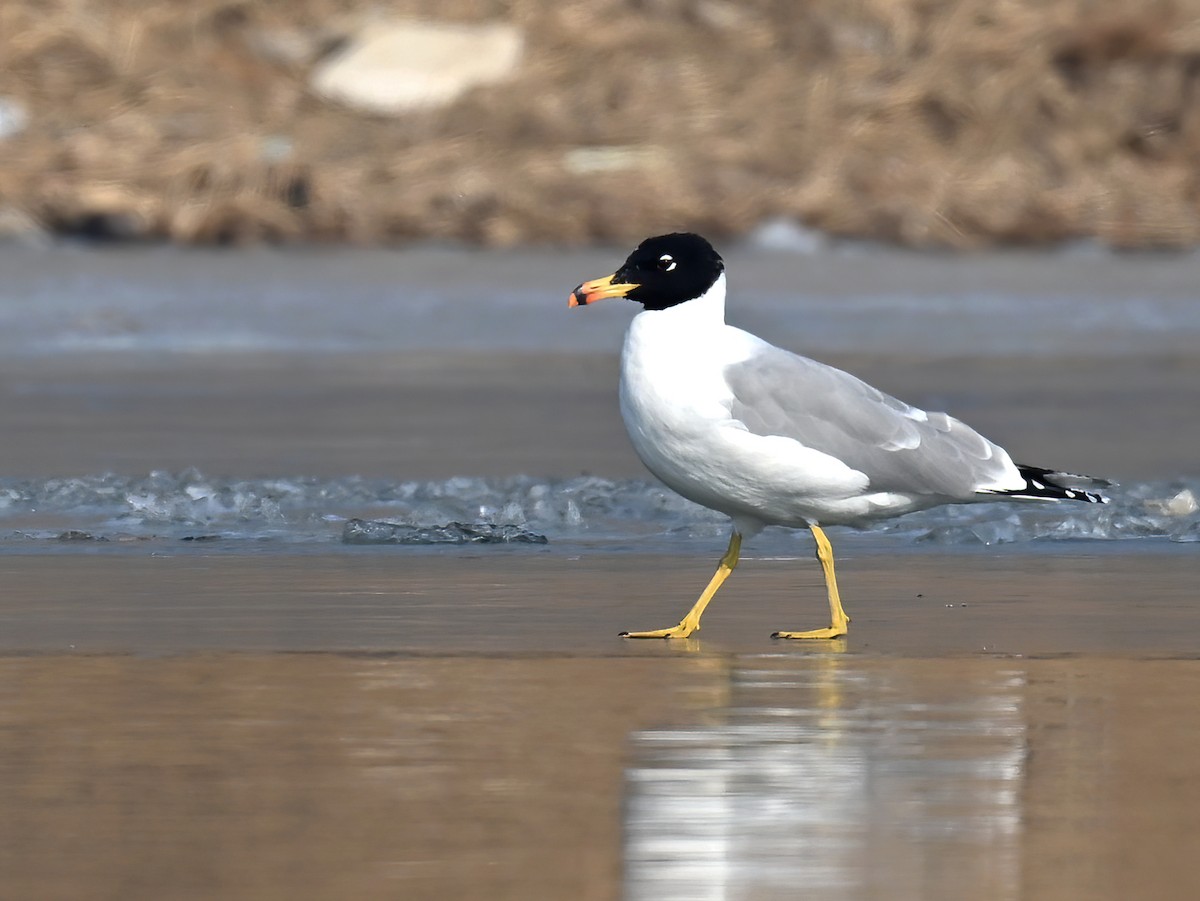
left=724, top=346, right=1016, bottom=498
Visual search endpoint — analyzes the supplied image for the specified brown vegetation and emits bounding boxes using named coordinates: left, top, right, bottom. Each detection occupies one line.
left=2, top=0, right=1200, bottom=247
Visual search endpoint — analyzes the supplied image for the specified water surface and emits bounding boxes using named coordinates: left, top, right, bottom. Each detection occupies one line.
left=2, top=244, right=1197, bottom=899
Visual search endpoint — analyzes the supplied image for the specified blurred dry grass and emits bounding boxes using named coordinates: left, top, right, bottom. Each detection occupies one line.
left=2, top=0, right=1200, bottom=247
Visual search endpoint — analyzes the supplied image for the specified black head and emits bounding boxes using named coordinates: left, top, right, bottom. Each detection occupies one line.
left=570, top=233, right=725, bottom=311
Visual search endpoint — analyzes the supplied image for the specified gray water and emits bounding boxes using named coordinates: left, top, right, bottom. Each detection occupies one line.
left=3, top=241, right=1199, bottom=901
left=4, top=242, right=1200, bottom=357
left=2, top=240, right=1198, bottom=556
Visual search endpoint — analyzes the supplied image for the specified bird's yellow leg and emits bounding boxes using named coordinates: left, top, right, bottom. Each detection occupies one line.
left=772, top=525, right=851, bottom=640
left=621, top=532, right=742, bottom=639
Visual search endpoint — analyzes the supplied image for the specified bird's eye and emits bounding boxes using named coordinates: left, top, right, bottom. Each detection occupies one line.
left=657, top=253, right=677, bottom=272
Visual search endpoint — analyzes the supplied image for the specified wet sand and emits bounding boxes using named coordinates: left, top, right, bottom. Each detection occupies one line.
left=2, top=551, right=1198, bottom=656
left=3, top=550, right=1199, bottom=897
left=2, top=645, right=1199, bottom=899
left=0, top=654, right=707, bottom=901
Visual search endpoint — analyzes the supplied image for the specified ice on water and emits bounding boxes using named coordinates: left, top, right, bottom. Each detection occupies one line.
left=0, top=469, right=1196, bottom=547
left=342, top=519, right=548, bottom=545
left=877, top=484, right=1200, bottom=545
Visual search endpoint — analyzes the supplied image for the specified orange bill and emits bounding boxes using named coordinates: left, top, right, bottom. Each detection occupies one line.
left=569, top=274, right=640, bottom=307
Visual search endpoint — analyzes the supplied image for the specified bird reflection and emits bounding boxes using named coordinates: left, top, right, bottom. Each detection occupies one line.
left=624, top=657, right=1025, bottom=901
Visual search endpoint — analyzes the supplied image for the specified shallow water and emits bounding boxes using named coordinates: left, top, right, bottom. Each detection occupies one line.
left=4, top=243, right=1200, bottom=357
left=3, top=649, right=1199, bottom=900
left=626, top=656, right=1200, bottom=901
left=2, top=244, right=1198, bottom=899
left=0, top=469, right=1197, bottom=550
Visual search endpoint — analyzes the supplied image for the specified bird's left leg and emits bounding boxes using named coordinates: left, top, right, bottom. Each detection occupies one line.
left=621, top=531, right=742, bottom=639
left=772, top=525, right=850, bottom=639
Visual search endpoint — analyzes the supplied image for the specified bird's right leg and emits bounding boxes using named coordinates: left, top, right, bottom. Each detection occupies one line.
left=621, top=531, right=742, bottom=639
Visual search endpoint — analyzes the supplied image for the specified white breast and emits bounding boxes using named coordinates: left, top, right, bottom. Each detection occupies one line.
left=620, top=276, right=734, bottom=484
left=616, top=275, right=886, bottom=528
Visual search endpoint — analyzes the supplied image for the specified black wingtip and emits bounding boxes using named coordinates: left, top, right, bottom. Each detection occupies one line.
left=984, top=465, right=1112, bottom=504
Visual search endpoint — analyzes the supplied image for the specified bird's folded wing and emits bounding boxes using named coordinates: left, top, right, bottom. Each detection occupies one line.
left=723, top=345, right=1019, bottom=498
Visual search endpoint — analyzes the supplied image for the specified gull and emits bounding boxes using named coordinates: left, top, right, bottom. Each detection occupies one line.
left=570, top=233, right=1109, bottom=639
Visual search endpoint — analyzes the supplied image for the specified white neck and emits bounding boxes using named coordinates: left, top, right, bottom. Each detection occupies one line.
left=622, top=273, right=740, bottom=384
left=635, top=273, right=727, bottom=329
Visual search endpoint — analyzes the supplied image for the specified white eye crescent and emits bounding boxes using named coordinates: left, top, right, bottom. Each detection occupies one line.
left=658, top=253, right=677, bottom=272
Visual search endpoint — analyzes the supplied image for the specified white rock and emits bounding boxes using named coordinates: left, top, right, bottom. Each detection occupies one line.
left=0, top=95, right=29, bottom=140
left=745, top=216, right=829, bottom=254
left=562, top=146, right=668, bottom=175
left=311, top=20, right=523, bottom=115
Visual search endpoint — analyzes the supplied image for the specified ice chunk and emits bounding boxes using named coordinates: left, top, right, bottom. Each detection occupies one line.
left=1143, top=488, right=1198, bottom=518
left=969, top=514, right=1021, bottom=546
left=342, top=519, right=548, bottom=545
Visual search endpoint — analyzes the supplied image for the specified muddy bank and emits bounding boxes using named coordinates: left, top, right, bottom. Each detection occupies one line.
left=3, top=1, right=1200, bottom=248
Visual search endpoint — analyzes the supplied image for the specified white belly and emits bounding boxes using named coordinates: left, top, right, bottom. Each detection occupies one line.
left=617, top=311, right=890, bottom=528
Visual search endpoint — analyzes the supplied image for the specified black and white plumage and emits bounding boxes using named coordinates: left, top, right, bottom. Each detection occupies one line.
left=570, top=233, right=1110, bottom=640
